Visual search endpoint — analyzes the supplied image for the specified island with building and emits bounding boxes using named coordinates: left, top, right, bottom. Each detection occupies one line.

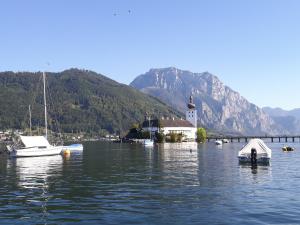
left=126, top=95, right=206, bottom=143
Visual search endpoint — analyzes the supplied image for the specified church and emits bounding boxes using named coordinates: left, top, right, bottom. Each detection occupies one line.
left=142, top=96, right=198, bottom=141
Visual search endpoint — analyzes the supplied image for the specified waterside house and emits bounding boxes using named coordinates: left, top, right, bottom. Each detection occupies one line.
left=142, top=118, right=197, bottom=140
left=142, top=96, right=198, bottom=141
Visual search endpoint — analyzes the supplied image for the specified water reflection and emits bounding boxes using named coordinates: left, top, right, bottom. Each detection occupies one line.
left=7, top=155, right=63, bottom=189
left=239, top=163, right=272, bottom=183
left=156, top=143, right=199, bottom=187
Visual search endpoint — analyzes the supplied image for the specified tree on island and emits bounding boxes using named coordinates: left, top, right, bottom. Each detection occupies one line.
left=197, top=127, right=207, bottom=143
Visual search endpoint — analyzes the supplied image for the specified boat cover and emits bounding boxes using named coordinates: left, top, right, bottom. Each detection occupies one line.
left=20, top=136, right=51, bottom=148
left=238, top=139, right=271, bottom=158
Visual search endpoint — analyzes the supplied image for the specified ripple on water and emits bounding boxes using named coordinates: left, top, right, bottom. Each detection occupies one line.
left=1, top=142, right=300, bottom=224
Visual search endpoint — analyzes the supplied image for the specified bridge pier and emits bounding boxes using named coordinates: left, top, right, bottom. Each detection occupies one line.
left=207, top=135, right=300, bottom=143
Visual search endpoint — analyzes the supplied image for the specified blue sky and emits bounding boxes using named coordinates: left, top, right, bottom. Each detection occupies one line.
left=1, top=0, right=300, bottom=109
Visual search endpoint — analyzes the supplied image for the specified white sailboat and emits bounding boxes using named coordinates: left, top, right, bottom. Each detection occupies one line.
left=143, top=115, right=154, bottom=146
left=7, top=72, right=64, bottom=157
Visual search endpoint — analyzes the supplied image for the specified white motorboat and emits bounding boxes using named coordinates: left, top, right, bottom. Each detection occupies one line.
left=143, top=139, right=154, bottom=146
left=238, top=139, right=271, bottom=163
left=6, top=72, right=63, bottom=157
left=62, top=143, right=83, bottom=151
left=215, top=140, right=222, bottom=145
left=222, top=139, right=229, bottom=143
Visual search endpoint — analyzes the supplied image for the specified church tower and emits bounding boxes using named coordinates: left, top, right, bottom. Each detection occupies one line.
left=186, top=95, right=197, bottom=128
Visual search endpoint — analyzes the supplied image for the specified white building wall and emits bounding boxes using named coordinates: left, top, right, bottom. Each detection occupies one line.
left=143, top=126, right=196, bottom=140
left=186, top=109, right=197, bottom=128
left=160, top=127, right=197, bottom=140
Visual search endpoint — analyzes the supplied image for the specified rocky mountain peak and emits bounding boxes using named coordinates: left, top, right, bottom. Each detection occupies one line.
left=131, top=67, right=286, bottom=135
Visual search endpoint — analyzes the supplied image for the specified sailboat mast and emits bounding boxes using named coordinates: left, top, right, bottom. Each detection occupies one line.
left=148, top=115, right=151, bottom=139
left=29, top=105, right=32, bottom=135
left=43, top=72, right=48, bottom=139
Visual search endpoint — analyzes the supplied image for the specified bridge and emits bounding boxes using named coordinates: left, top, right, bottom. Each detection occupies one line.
left=207, top=135, right=300, bottom=143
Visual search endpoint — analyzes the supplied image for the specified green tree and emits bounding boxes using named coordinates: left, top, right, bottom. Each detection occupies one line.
left=197, top=127, right=207, bottom=143
left=170, top=133, right=177, bottom=143
left=142, top=131, right=150, bottom=139
left=156, top=132, right=165, bottom=143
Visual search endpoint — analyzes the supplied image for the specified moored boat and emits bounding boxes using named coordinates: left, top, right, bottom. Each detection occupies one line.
left=62, top=143, right=83, bottom=151
left=143, top=139, right=154, bottom=146
left=238, top=139, right=271, bottom=163
left=7, top=136, right=63, bottom=157
left=282, top=146, right=294, bottom=152
left=222, top=139, right=229, bottom=143
left=215, top=140, right=222, bottom=145
left=6, top=72, right=63, bottom=158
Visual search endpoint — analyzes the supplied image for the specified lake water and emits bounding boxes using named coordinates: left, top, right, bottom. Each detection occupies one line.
left=1, top=141, right=300, bottom=224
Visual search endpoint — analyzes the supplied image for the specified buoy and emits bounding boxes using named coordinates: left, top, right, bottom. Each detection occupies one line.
left=63, top=149, right=71, bottom=156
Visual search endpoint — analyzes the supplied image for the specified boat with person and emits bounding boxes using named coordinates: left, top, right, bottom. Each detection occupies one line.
left=238, top=139, right=271, bottom=164
left=6, top=72, right=64, bottom=157
left=282, top=146, right=294, bottom=152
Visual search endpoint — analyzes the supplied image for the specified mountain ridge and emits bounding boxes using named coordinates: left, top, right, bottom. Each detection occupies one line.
left=0, top=68, right=181, bottom=134
left=131, top=67, right=286, bottom=135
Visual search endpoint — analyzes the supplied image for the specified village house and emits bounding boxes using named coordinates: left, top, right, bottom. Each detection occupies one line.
left=142, top=96, right=198, bottom=141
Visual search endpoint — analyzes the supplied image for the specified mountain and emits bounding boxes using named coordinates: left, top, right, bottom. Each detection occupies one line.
left=263, top=107, right=300, bottom=120
left=131, top=67, right=285, bottom=135
left=0, top=69, right=181, bottom=134
left=263, top=107, right=300, bottom=134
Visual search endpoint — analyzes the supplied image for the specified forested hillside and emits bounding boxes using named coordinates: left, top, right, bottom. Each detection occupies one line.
left=0, top=69, right=181, bottom=134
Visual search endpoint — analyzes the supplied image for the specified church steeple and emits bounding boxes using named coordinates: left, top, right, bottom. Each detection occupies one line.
left=187, top=95, right=196, bottom=109
left=186, top=95, right=197, bottom=128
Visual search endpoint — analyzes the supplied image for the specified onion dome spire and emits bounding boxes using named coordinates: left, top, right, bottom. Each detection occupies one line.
left=187, top=95, right=196, bottom=109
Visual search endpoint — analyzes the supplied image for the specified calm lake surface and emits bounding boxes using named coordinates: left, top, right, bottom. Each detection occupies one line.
left=1, top=141, right=300, bottom=224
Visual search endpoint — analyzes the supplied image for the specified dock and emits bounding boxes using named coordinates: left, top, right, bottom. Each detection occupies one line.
left=207, top=135, right=300, bottom=143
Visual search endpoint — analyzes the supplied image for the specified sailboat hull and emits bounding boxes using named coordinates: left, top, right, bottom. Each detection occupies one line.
left=10, top=146, right=63, bottom=157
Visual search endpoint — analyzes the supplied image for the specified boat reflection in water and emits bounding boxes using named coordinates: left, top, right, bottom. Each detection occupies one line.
left=7, top=155, right=63, bottom=189
left=156, top=142, right=199, bottom=186
left=239, top=163, right=272, bottom=182
left=5, top=155, right=64, bottom=223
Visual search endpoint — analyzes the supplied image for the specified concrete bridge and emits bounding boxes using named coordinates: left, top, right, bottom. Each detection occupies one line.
left=207, top=135, right=300, bottom=143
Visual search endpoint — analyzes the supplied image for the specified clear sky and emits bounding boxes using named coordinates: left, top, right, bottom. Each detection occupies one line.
left=1, top=0, right=300, bottom=110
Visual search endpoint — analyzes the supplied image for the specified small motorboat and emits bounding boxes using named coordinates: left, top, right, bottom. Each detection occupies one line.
left=143, top=139, right=154, bottom=147
left=282, top=146, right=294, bottom=152
left=222, top=139, right=229, bottom=143
left=238, top=139, right=271, bottom=164
left=62, top=143, right=83, bottom=151
left=215, top=140, right=222, bottom=145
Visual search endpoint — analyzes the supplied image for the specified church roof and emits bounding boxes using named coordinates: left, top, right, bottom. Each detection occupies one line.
left=142, top=119, right=194, bottom=128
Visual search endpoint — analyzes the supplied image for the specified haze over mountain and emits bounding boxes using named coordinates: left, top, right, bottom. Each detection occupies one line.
left=131, top=67, right=287, bottom=135
left=263, top=107, right=300, bottom=134
left=0, top=69, right=180, bottom=135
